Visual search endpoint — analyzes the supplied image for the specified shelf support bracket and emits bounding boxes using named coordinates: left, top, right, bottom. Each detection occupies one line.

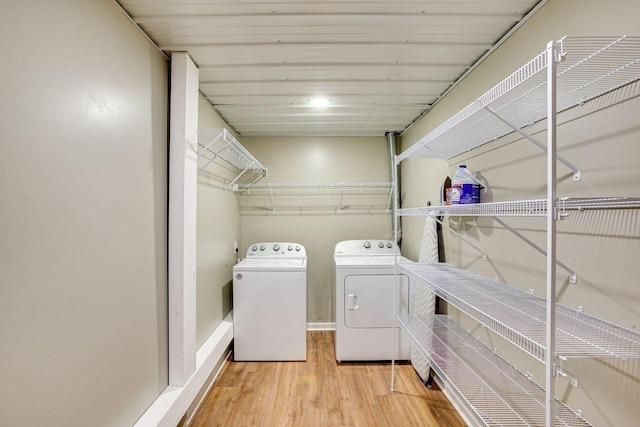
left=484, top=107, right=581, bottom=181
left=556, top=357, right=579, bottom=388
left=225, top=164, right=253, bottom=191
left=199, top=142, right=229, bottom=172
left=492, top=217, right=577, bottom=283
left=419, top=145, right=488, bottom=193
left=197, top=130, right=224, bottom=159
left=338, top=182, right=345, bottom=213
left=432, top=216, right=488, bottom=261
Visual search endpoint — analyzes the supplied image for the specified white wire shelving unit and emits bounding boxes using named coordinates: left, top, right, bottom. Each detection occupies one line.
left=234, top=182, right=394, bottom=213
left=192, top=129, right=267, bottom=189
left=391, top=36, right=640, bottom=427
left=398, top=314, right=592, bottom=427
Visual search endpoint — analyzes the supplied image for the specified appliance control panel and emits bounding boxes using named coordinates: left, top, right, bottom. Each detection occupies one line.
left=334, top=239, right=398, bottom=256
left=246, top=242, right=306, bottom=258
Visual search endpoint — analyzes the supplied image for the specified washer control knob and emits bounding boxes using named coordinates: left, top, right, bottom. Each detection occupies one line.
left=251, top=245, right=258, bottom=251
left=364, top=241, right=371, bottom=249
left=295, top=245, right=301, bottom=251
left=288, top=245, right=293, bottom=251
left=387, top=242, right=393, bottom=248
left=273, top=243, right=280, bottom=251
left=378, top=242, right=384, bottom=248
left=259, top=245, right=266, bottom=251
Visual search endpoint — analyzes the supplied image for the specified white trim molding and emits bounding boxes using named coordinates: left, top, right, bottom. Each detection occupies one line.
left=134, top=313, right=233, bottom=427
left=168, top=52, right=199, bottom=386
left=307, top=322, right=336, bottom=331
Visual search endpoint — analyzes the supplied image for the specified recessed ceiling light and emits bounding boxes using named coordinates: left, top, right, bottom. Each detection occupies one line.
left=309, top=96, right=331, bottom=108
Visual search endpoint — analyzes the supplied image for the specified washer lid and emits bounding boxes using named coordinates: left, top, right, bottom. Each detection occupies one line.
left=234, top=257, right=307, bottom=271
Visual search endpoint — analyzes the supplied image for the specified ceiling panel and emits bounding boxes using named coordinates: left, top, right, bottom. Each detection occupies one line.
left=124, top=0, right=538, bottom=16
left=217, top=104, right=426, bottom=117
left=198, top=64, right=469, bottom=83
left=185, top=44, right=487, bottom=67
left=200, top=81, right=450, bottom=97
left=206, top=94, right=433, bottom=106
left=118, top=0, right=545, bottom=136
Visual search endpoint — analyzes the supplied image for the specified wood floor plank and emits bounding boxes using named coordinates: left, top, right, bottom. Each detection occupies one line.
left=189, top=331, right=466, bottom=427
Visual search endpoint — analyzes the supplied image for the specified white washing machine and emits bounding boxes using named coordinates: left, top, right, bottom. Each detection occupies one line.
left=233, top=242, right=307, bottom=361
left=334, top=240, right=412, bottom=362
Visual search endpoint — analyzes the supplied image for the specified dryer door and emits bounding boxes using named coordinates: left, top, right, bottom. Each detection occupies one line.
left=344, top=274, right=408, bottom=328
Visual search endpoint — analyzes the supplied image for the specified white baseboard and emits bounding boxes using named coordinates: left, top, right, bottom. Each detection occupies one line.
left=134, top=312, right=234, bottom=427
left=307, top=322, right=336, bottom=331
left=183, top=347, right=230, bottom=426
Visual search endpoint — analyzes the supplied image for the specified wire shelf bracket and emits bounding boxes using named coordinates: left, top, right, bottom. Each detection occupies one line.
left=492, top=216, right=577, bottom=283
left=484, top=107, right=581, bottom=181
left=432, top=216, right=488, bottom=261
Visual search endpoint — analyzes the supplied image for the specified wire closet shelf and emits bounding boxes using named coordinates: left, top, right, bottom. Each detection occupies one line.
left=399, top=197, right=640, bottom=217
left=397, top=36, right=640, bottom=163
left=234, top=182, right=394, bottom=213
left=398, top=263, right=640, bottom=362
left=192, top=129, right=267, bottom=188
left=398, top=314, right=593, bottom=427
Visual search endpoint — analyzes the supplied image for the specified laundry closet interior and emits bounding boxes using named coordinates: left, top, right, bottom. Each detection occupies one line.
left=2, top=1, right=639, bottom=426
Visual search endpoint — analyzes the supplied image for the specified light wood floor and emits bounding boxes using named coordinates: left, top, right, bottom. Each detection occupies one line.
left=190, top=331, right=466, bottom=427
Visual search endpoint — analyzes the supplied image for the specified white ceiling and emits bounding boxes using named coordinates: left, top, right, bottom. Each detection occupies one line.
left=117, top=0, right=544, bottom=137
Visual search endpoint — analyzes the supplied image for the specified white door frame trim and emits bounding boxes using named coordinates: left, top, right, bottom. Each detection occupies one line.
left=168, top=52, right=199, bottom=386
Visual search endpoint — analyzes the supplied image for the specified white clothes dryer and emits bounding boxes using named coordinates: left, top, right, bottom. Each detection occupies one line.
left=233, top=242, right=307, bottom=361
left=334, top=240, right=412, bottom=362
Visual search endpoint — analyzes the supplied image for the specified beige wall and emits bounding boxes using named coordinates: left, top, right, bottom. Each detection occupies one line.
left=399, top=0, right=640, bottom=426
left=196, top=95, right=239, bottom=347
left=240, top=136, right=393, bottom=324
left=0, top=1, right=169, bottom=426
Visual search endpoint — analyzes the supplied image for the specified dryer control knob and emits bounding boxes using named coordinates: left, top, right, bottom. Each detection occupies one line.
left=364, top=241, right=371, bottom=249
left=252, top=245, right=258, bottom=251
left=260, top=245, right=266, bottom=251
left=387, top=242, right=393, bottom=248
left=378, top=242, right=384, bottom=248
left=273, top=244, right=280, bottom=251
left=288, top=245, right=293, bottom=251
left=295, top=245, right=301, bottom=251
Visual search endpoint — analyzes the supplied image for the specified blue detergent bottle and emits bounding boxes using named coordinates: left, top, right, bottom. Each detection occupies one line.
left=450, top=165, right=480, bottom=204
